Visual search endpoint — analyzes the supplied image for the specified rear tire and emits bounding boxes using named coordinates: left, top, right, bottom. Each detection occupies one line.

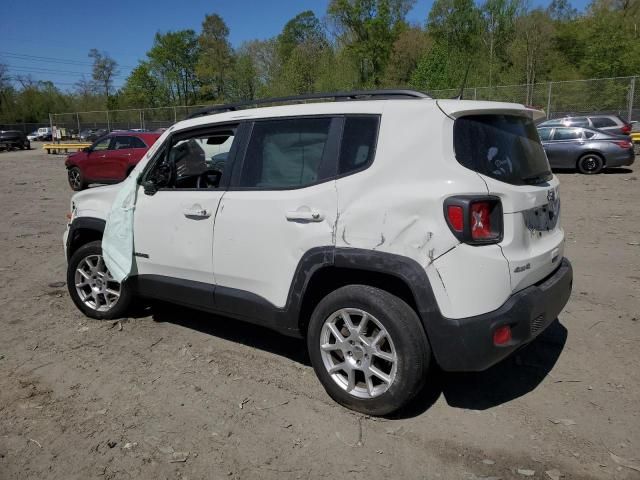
left=307, top=285, right=430, bottom=416
left=67, top=240, right=133, bottom=320
left=577, top=153, right=604, bottom=174
left=68, top=167, right=86, bottom=191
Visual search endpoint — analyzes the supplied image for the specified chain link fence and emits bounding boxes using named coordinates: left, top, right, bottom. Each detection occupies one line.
left=33, top=75, right=639, bottom=138
left=431, top=76, right=638, bottom=122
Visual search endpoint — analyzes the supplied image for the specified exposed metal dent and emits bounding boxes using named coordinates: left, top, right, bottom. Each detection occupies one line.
left=341, top=227, right=351, bottom=246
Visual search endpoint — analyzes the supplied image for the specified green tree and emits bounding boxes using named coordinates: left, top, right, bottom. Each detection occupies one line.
left=479, top=0, right=519, bottom=86
left=415, top=0, right=480, bottom=91
left=88, top=49, right=118, bottom=99
left=508, top=9, right=555, bottom=103
left=278, top=11, right=327, bottom=62
left=383, top=27, right=432, bottom=86
left=121, top=63, right=162, bottom=107
left=328, top=0, right=416, bottom=86
left=547, top=0, right=578, bottom=21
left=147, top=30, right=200, bottom=106
left=196, top=13, right=233, bottom=100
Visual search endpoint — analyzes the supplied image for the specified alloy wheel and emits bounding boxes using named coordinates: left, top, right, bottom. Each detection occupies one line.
left=74, top=254, right=120, bottom=312
left=69, top=169, right=81, bottom=189
left=319, top=308, right=398, bottom=399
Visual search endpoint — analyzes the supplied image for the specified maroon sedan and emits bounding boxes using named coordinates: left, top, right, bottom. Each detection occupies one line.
left=65, top=132, right=161, bottom=191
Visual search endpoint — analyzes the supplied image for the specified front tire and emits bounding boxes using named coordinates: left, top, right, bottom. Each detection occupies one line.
left=68, top=167, right=86, bottom=191
left=307, top=285, right=430, bottom=416
left=577, top=153, right=604, bottom=174
left=67, top=240, right=133, bottom=320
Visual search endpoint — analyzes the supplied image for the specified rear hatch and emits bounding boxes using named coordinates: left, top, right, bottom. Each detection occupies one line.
left=439, top=101, right=564, bottom=293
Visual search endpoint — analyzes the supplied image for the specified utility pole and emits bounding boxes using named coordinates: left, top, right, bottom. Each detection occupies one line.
left=628, top=76, right=636, bottom=122
left=546, top=82, right=553, bottom=119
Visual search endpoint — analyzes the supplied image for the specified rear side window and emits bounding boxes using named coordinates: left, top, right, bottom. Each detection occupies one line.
left=590, top=117, right=616, bottom=128
left=454, top=115, right=552, bottom=186
left=130, top=136, right=147, bottom=148
left=338, top=116, right=379, bottom=175
left=584, top=130, right=596, bottom=138
left=240, top=118, right=331, bottom=188
left=553, top=128, right=581, bottom=140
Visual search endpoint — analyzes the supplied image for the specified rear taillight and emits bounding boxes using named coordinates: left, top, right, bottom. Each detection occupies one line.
left=470, top=201, right=493, bottom=239
left=621, top=124, right=631, bottom=135
left=444, top=196, right=503, bottom=245
left=613, top=140, right=632, bottom=149
left=446, top=205, right=464, bottom=232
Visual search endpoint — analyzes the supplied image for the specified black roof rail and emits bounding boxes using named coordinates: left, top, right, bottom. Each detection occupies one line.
left=187, top=89, right=431, bottom=119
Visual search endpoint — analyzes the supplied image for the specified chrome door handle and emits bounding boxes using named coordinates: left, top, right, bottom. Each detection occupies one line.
left=286, top=209, right=324, bottom=222
left=183, top=206, right=211, bottom=218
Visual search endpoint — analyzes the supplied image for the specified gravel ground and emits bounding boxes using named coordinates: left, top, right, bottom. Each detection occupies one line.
left=0, top=144, right=638, bottom=480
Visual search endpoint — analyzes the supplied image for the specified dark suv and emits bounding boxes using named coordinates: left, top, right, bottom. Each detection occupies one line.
left=0, top=130, right=31, bottom=150
left=65, top=132, right=160, bottom=190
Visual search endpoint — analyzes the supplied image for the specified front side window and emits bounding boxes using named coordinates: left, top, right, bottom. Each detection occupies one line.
left=92, top=137, right=112, bottom=151
left=553, top=128, right=581, bottom=140
left=537, top=127, right=552, bottom=141
left=240, top=118, right=331, bottom=188
left=113, top=136, right=134, bottom=150
left=146, top=127, right=236, bottom=189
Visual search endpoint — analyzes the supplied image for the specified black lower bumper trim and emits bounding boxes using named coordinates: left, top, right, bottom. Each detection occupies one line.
left=427, top=258, right=573, bottom=372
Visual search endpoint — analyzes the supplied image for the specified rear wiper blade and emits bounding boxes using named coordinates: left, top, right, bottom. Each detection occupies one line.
left=522, top=172, right=552, bottom=184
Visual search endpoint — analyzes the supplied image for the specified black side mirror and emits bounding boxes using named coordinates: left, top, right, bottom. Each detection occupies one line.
left=142, top=180, right=158, bottom=196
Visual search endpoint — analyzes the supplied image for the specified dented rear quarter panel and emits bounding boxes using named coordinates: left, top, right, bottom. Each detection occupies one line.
left=335, top=101, right=515, bottom=319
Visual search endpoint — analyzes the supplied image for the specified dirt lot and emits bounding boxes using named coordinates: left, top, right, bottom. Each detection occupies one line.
left=0, top=145, right=638, bottom=480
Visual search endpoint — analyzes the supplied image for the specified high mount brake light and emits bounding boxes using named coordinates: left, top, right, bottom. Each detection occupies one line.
left=444, top=196, right=503, bottom=245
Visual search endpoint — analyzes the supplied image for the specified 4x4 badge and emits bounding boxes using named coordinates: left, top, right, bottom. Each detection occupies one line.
left=547, top=189, right=556, bottom=202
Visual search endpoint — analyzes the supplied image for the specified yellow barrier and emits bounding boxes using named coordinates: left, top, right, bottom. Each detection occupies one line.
left=43, top=143, right=92, bottom=154
left=631, top=132, right=639, bottom=143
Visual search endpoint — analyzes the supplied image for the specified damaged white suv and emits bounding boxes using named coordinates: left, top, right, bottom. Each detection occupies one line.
left=64, top=90, right=573, bottom=415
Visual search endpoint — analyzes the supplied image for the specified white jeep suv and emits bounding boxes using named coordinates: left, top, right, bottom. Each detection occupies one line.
left=64, top=90, right=573, bottom=415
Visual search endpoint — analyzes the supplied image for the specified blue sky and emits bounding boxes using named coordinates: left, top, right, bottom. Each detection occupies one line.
left=1, top=0, right=591, bottom=91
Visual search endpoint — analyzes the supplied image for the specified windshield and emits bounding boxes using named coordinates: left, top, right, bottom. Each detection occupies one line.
left=454, top=114, right=552, bottom=186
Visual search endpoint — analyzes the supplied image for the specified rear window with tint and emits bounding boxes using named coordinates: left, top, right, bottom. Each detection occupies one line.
left=454, top=115, right=552, bottom=186
left=590, top=117, right=616, bottom=128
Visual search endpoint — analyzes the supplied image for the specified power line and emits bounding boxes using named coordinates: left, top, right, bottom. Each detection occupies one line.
left=7, top=65, right=126, bottom=78
left=0, top=50, right=137, bottom=69
left=7, top=75, right=124, bottom=89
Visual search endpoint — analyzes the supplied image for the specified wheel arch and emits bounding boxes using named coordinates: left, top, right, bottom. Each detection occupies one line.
left=66, top=217, right=105, bottom=260
left=293, top=248, right=439, bottom=339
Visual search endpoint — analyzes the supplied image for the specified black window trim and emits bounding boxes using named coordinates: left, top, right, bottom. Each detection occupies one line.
left=227, top=113, right=381, bottom=192
left=140, top=121, right=245, bottom=192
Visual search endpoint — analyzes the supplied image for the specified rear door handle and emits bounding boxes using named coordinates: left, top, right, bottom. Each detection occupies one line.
left=286, top=209, right=324, bottom=222
left=183, top=205, right=211, bottom=218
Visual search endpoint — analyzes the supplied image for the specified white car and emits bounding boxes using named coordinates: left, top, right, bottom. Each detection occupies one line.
left=27, top=130, right=40, bottom=141
left=63, top=90, right=573, bottom=415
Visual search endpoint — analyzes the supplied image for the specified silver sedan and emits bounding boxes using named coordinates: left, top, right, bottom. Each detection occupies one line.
left=537, top=126, right=635, bottom=174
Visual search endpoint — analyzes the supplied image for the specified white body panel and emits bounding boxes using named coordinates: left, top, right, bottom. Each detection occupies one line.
left=212, top=183, right=337, bottom=308
left=133, top=188, right=224, bottom=283
left=66, top=97, right=566, bottom=321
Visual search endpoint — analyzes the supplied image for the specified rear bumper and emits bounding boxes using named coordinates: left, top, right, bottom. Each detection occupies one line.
left=428, top=258, right=573, bottom=372
left=607, top=149, right=635, bottom=167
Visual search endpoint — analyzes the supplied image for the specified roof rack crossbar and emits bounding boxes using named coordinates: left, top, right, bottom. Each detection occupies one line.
left=187, top=89, right=431, bottom=119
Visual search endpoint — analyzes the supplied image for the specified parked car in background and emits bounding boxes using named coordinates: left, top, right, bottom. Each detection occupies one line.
left=0, top=130, right=31, bottom=150
left=537, top=126, right=634, bottom=174
left=65, top=131, right=161, bottom=190
left=27, top=130, right=41, bottom=141
left=79, top=129, right=109, bottom=142
left=539, top=114, right=632, bottom=136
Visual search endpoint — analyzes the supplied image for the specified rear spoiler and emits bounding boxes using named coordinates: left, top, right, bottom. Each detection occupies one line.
left=437, top=100, right=546, bottom=122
